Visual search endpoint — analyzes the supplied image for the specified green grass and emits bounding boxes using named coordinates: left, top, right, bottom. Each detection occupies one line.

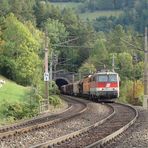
left=0, top=75, right=32, bottom=124
left=50, top=2, right=82, bottom=9
left=79, top=10, right=123, bottom=20
left=0, top=75, right=31, bottom=106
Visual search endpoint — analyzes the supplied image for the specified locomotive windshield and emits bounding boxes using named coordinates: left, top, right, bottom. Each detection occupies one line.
left=97, top=74, right=117, bottom=82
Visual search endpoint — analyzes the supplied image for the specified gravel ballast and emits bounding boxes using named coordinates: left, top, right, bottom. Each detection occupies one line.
left=105, top=106, right=148, bottom=148
left=0, top=100, right=111, bottom=147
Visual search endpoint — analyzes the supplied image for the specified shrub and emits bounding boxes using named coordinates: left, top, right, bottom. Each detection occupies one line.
left=49, top=95, right=61, bottom=107
left=1, top=100, right=39, bottom=121
left=49, top=81, right=60, bottom=95
left=119, top=80, right=143, bottom=105
left=126, top=80, right=143, bottom=105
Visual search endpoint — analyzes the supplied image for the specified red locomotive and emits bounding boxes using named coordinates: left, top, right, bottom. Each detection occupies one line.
left=89, top=71, right=119, bottom=101
left=61, top=71, right=120, bottom=102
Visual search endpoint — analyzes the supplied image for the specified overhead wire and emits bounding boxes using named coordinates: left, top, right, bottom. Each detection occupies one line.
left=120, top=38, right=144, bottom=52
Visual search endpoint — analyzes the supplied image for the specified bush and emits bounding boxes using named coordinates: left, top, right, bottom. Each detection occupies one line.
left=119, top=80, right=143, bottom=105
left=126, top=80, right=143, bottom=105
left=49, top=81, right=60, bottom=95
left=1, top=100, right=39, bottom=121
left=49, top=95, right=61, bottom=107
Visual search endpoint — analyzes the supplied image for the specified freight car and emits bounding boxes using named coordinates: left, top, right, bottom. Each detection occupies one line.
left=82, top=75, right=91, bottom=97
left=73, top=81, right=80, bottom=96
left=61, top=71, right=120, bottom=102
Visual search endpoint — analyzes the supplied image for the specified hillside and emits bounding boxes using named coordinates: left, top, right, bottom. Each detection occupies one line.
left=0, top=75, right=30, bottom=103
left=0, top=75, right=31, bottom=123
left=50, top=2, right=123, bottom=20
left=50, top=2, right=82, bottom=9
left=79, top=10, right=123, bottom=20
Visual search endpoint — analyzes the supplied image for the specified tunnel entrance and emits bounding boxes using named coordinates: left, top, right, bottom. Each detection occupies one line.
left=55, top=78, right=69, bottom=89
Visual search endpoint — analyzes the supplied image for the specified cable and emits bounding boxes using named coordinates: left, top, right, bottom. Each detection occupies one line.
left=53, top=37, right=79, bottom=46
left=120, top=38, right=144, bottom=52
left=52, top=44, right=93, bottom=48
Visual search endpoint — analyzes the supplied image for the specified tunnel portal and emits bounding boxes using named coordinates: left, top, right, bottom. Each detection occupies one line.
left=55, top=78, right=69, bottom=89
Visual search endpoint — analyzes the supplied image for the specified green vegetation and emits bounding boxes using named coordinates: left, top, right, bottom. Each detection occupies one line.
left=0, top=75, right=30, bottom=103
left=79, top=25, right=144, bottom=105
left=80, top=10, right=123, bottom=20
left=0, top=0, right=147, bottom=123
left=119, top=80, right=143, bottom=105
left=50, top=2, right=123, bottom=20
left=50, top=2, right=81, bottom=9
left=0, top=76, right=62, bottom=124
left=49, top=95, right=62, bottom=107
left=0, top=75, right=34, bottom=123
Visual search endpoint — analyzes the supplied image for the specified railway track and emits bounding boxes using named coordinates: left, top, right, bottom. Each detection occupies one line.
left=31, top=101, right=138, bottom=148
left=0, top=96, right=87, bottom=141
left=0, top=96, right=72, bottom=133
left=0, top=96, right=137, bottom=148
left=0, top=96, right=112, bottom=148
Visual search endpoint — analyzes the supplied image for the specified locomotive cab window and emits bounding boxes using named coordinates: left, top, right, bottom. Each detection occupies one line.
left=108, top=74, right=117, bottom=82
left=97, top=75, right=108, bottom=82
left=97, top=74, right=117, bottom=82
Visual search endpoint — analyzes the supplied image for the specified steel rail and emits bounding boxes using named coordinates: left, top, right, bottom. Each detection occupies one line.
left=30, top=103, right=115, bottom=148
left=86, top=102, right=138, bottom=148
left=0, top=97, right=72, bottom=133
left=30, top=102, right=138, bottom=148
left=0, top=96, right=87, bottom=140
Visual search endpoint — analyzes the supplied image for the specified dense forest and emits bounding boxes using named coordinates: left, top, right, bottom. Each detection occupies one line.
left=49, top=0, right=83, bottom=2
left=0, top=0, right=147, bottom=120
left=49, top=0, right=141, bottom=11
left=93, top=0, right=148, bottom=32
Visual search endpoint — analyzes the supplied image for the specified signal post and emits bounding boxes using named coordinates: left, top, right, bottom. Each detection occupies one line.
left=44, top=32, right=49, bottom=111
left=143, top=27, right=148, bottom=109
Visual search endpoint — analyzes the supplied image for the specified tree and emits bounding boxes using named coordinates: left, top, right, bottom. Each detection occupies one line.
left=133, top=61, right=144, bottom=80
left=34, top=1, right=61, bottom=28
left=107, top=25, right=127, bottom=53
left=118, top=52, right=133, bottom=80
left=34, top=0, right=49, bottom=27
left=88, top=32, right=109, bottom=70
left=93, top=16, right=117, bottom=32
left=1, top=13, right=42, bottom=85
left=0, top=28, right=2, bottom=46
left=44, top=18, right=68, bottom=44
left=0, top=0, right=10, bottom=16
left=61, top=8, right=96, bottom=70
left=118, top=0, right=148, bottom=32
left=9, top=0, right=36, bottom=22
left=79, top=62, right=96, bottom=76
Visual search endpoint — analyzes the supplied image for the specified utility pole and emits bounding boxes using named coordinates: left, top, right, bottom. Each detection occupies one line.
left=53, top=51, right=58, bottom=80
left=49, top=49, right=53, bottom=89
left=112, top=54, right=115, bottom=72
left=44, top=31, right=49, bottom=111
left=132, top=53, right=137, bottom=101
left=79, top=72, right=82, bottom=80
left=72, top=74, right=75, bottom=83
left=143, top=27, right=148, bottom=109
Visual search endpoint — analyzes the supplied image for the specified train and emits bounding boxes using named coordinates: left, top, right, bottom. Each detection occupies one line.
left=61, top=71, right=120, bottom=102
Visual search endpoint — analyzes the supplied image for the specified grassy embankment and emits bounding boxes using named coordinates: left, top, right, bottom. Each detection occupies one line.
left=0, top=75, right=30, bottom=103
left=0, top=75, right=31, bottom=123
left=0, top=75, right=65, bottom=125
